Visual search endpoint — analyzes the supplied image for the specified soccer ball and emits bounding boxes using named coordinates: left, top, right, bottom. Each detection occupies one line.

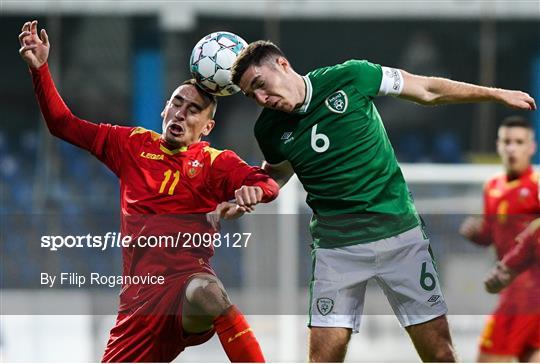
left=190, top=31, right=248, bottom=96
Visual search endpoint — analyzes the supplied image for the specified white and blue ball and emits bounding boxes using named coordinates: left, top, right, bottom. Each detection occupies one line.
left=190, top=31, right=248, bottom=96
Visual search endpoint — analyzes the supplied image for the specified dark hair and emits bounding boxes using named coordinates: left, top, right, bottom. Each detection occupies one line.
left=231, top=40, right=285, bottom=86
left=182, top=79, right=218, bottom=118
left=500, top=115, right=533, bottom=130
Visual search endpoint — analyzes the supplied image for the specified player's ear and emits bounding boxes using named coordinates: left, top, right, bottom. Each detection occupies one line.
left=201, top=119, right=215, bottom=137
left=276, top=56, right=289, bottom=72
left=161, top=101, right=169, bottom=118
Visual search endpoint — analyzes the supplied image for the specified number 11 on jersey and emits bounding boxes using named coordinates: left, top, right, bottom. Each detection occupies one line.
left=159, top=169, right=180, bottom=195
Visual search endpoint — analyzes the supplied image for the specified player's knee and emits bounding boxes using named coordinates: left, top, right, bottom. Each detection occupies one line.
left=309, top=328, right=350, bottom=362
left=184, top=276, right=231, bottom=317
left=432, top=344, right=457, bottom=362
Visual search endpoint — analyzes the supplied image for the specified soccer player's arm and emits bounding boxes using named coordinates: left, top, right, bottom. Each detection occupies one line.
left=467, top=183, right=493, bottom=246
left=261, top=161, right=294, bottom=189
left=484, top=221, right=539, bottom=293
left=346, top=57, right=535, bottom=109
left=502, top=218, right=540, bottom=274
left=23, top=21, right=127, bottom=175
left=396, top=69, right=535, bottom=110
left=254, top=121, right=294, bottom=188
left=210, top=150, right=279, bottom=204
left=31, top=64, right=100, bottom=151
left=30, top=64, right=129, bottom=175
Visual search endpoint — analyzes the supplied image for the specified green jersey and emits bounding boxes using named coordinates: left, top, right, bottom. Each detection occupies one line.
left=254, top=60, right=420, bottom=248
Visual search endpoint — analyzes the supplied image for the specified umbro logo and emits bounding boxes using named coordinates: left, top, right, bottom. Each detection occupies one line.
left=281, top=131, right=294, bottom=144
left=428, top=295, right=441, bottom=306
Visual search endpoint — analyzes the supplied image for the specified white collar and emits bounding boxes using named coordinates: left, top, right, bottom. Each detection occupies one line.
left=294, top=75, right=313, bottom=114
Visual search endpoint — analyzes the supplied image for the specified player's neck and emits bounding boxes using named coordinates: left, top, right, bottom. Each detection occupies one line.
left=506, top=165, right=532, bottom=180
left=293, top=72, right=307, bottom=110
left=160, top=136, right=199, bottom=151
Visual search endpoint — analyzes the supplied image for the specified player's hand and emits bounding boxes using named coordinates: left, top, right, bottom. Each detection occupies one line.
left=497, top=89, right=537, bottom=111
left=206, top=202, right=246, bottom=230
left=234, top=185, right=263, bottom=213
left=484, top=262, right=516, bottom=294
left=19, top=20, right=49, bottom=69
left=459, top=216, right=483, bottom=241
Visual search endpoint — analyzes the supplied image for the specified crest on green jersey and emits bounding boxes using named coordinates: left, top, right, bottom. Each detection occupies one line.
left=316, top=297, right=334, bottom=316
left=325, top=90, right=348, bottom=114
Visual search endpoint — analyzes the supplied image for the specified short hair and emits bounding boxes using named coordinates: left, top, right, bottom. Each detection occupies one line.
left=500, top=116, right=533, bottom=130
left=231, top=40, right=285, bottom=86
left=499, top=115, right=535, bottom=139
left=181, top=79, right=218, bottom=118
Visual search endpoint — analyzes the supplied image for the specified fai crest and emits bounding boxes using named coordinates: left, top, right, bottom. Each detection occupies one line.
left=325, top=90, right=348, bottom=114
left=316, top=297, right=334, bottom=316
left=187, top=159, right=204, bottom=178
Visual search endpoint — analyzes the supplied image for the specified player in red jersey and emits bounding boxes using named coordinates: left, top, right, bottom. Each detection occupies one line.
left=484, top=218, right=540, bottom=294
left=19, top=20, right=278, bottom=363
left=483, top=218, right=540, bottom=362
left=460, top=116, right=540, bottom=362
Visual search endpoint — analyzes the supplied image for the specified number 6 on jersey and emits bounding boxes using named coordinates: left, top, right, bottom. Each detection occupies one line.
left=311, top=124, right=330, bottom=153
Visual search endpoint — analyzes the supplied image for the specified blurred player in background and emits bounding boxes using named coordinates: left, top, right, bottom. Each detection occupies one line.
left=484, top=218, right=540, bottom=295
left=460, top=116, right=540, bottom=362
left=19, top=20, right=278, bottom=363
left=483, top=217, right=540, bottom=362
left=231, top=40, right=536, bottom=362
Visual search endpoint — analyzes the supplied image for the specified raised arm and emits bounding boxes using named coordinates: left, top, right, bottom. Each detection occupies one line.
left=262, top=160, right=294, bottom=188
left=19, top=20, right=99, bottom=150
left=398, top=70, right=536, bottom=110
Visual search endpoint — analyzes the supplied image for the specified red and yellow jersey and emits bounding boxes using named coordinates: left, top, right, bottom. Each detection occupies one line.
left=92, top=125, right=272, bottom=216
left=503, top=224, right=540, bottom=274
left=476, top=167, right=540, bottom=313
left=477, top=166, right=540, bottom=257
left=32, top=63, right=279, bottom=310
left=501, top=219, right=540, bottom=314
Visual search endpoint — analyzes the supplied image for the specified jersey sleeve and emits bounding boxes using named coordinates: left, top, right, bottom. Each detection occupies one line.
left=90, top=124, right=134, bottom=176
left=502, top=232, right=537, bottom=274
left=340, top=60, right=383, bottom=98
left=254, top=112, right=287, bottom=165
left=31, top=63, right=131, bottom=177
left=31, top=63, right=99, bottom=150
left=209, top=150, right=279, bottom=202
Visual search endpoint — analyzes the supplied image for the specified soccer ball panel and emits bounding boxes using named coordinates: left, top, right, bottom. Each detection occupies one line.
left=217, top=35, right=236, bottom=48
left=191, top=47, right=201, bottom=63
left=213, top=69, right=232, bottom=87
left=196, top=57, right=216, bottom=79
left=201, top=40, right=220, bottom=58
left=215, top=48, right=237, bottom=70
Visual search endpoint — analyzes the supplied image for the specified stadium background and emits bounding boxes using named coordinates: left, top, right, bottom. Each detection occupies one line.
left=1, top=0, right=539, bottom=362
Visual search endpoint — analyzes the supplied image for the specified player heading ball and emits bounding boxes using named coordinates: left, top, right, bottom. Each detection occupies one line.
left=20, top=20, right=278, bottom=363
left=231, top=40, right=536, bottom=362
